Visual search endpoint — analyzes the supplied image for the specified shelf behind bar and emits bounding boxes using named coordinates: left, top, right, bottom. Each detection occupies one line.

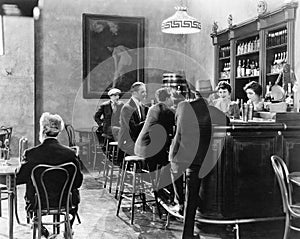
left=235, top=75, right=259, bottom=80
left=266, top=43, right=287, bottom=50
left=219, top=56, right=230, bottom=60
left=266, top=72, right=280, bottom=76
left=236, top=50, right=259, bottom=57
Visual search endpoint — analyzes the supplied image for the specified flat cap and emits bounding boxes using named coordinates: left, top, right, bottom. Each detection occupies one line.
left=108, top=88, right=121, bottom=96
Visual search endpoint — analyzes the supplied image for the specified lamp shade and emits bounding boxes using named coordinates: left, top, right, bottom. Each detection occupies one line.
left=161, top=6, right=201, bottom=34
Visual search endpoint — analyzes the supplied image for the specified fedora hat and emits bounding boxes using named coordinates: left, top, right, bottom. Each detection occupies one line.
left=196, top=79, right=217, bottom=94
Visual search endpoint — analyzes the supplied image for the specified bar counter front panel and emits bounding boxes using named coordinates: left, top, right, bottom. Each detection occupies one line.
left=200, top=121, right=300, bottom=220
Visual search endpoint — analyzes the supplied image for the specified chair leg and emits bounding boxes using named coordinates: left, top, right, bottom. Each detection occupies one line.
left=104, top=161, right=111, bottom=189
left=0, top=189, right=2, bottom=217
left=283, top=213, right=290, bottom=239
left=151, top=191, right=162, bottom=219
left=14, top=189, right=21, bottom=224
left=32, top=221, right=37, bottom=239
left=130, top=163, right=137, bottom=225
left=148, top=170, right=162, bottom=219
left=109, top=149, right=117, bottom=194
left=65, top=214, right=73, bottom=239
left=92, top=147, right=97, bottom=171
left=139, top=174, right=147, bottom=212
left=115, top=166, right=122, bottom=200
left=116, top=162, right=127, bottom=217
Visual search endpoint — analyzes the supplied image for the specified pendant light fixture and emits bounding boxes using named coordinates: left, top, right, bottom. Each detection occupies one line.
left=161, top=1, right=201, bottom=34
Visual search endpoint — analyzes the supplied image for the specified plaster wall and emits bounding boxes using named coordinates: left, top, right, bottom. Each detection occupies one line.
left=0, top=16, right=34, bottom=154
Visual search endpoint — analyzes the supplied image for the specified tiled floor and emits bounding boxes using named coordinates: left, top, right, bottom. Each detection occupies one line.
left=0, top=169, right=298, bottom=239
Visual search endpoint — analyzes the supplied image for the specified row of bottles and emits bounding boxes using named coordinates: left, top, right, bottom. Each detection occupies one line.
left=267, top=29, right=287, bottom=47
left=236, top=59, right=259, bottom=77
left=270, top=51, right=288, bottom=74
left=220, top=62, right=231, bottom=79
left=219, top=46, right=230, bottom=58
left=236, top=37, right=260, bottom=55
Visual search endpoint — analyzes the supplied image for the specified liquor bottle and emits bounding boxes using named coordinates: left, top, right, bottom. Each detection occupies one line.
left=245, top=59, right=251, bottom=76
left=237, top=60, right=242, bottom=77
left=272, top=53, right=278, bottom=73
left=250, top=60, right=255, bottom=76
left=284, top=29, right=287, bottom=44
left=241, top=60, right=245, bottom=77
left=255, top=61, right=259, bottom=76
left=285, top=83, right=294, bottom=111
left=275, top=31, right=280, bottom=45
left=265, top=82, right=272, bottom=102
left=284, top=51, right=288, bottom=63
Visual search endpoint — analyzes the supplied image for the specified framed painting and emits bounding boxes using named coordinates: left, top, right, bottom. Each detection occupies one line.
left=82, top=14, right=145, bottom=99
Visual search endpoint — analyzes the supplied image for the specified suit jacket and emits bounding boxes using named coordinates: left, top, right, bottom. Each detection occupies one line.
left=16, top=138, right=83, bottom=206
left=169, top=98, right=229, bottom=166
left=118, top=97, right=148, bottom=155
left=94, top=100, right=124, bottom=136
left=135, top=103, right=175, bottom=165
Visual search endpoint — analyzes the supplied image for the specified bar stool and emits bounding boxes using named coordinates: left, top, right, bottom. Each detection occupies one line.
left=116, top=155, right=161, bottom=224
left=100, top=134, right=112, bottom=178
left=104, top=141, right=120, bottom=193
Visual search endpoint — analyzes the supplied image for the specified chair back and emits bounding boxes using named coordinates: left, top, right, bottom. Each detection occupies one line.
left=70, top=146, right=80, bottom=156
left=0, top=126, right=12, bottom=159
left=65, top=124, right=76, bottom=147
left=19, top=137, right=28, bottom=160
left=0, top=126, right=12, bottom=143
left=270, top=155, right=291, bottom=213
left=31, top=162, right=77, bottom=215
left=91, top=126, right=100, bottom=145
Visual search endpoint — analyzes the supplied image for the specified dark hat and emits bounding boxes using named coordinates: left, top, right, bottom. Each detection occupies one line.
left=196, top=80, right=217, bottom=94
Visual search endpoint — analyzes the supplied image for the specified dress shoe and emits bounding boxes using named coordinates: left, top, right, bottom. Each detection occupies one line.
left=41, top=225, right=49, bottom=238
left=169, top=204, right=184, bottom=216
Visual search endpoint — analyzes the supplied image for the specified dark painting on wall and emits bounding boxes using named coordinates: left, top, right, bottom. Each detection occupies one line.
left=82, top=14, right=145, bottom=99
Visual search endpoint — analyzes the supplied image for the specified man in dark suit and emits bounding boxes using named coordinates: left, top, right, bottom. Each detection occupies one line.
left=118, top=82, right=148, bottom=156
left=169, top=91, right=229, bottom=239
left=16, top=112, right=83, bottom=237
left=94, top=88, right=124, bottom=142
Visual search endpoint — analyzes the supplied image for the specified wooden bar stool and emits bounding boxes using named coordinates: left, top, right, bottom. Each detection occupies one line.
left=104, top=141, right=120, bottom=193
left=100, top=134, right=112, bottom=181
left=116, top=155, right=161, bottom=225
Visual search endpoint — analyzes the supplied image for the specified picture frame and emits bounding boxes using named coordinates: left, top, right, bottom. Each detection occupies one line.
left=82, top=14, right=145, bottom=99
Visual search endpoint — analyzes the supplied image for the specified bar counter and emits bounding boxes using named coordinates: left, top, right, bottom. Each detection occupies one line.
left=199, top=117, right=300, bottom=220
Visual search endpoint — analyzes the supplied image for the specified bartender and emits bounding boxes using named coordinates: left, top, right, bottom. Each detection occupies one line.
left=243, top=81, right=264, bottom=111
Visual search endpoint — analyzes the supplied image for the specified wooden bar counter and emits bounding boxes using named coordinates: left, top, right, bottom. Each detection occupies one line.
left=199, top=117, right=300, bottom=220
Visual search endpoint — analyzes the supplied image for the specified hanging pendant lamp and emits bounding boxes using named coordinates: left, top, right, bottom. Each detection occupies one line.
left=161, top=6, right=201, bottom=34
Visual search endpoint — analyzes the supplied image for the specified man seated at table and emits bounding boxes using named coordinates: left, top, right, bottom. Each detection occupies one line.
left=16, top=112, right=83, bottom=238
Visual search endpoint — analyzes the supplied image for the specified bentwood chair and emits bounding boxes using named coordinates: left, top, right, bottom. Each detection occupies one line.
left=91, top=126, right=105, bottom=171
left=65, top=124, right=91, bottom=162
left=30, top=162, right=77, bottom=239
left=0, top=126, right=13, bottom=218
left=271, top=155, right=300, bottom=239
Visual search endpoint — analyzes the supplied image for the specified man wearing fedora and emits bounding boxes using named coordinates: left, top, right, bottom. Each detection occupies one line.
left=195, top=79, right=218, bottom=105
left=94, top=88, right=124, bottom=142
